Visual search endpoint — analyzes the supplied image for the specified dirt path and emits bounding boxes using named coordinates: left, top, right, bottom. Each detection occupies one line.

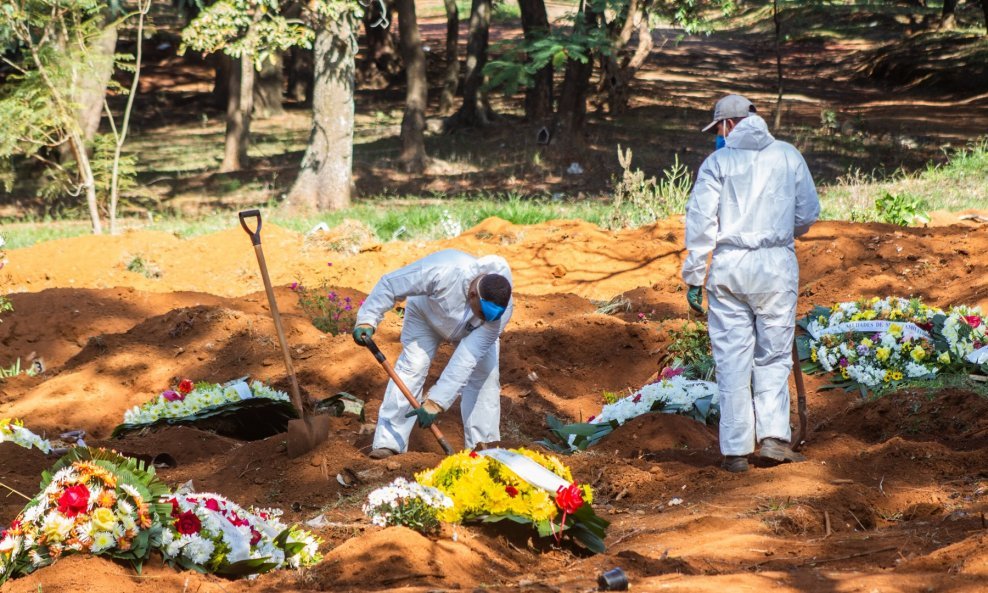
left=2, top=216, right=988, bottom=592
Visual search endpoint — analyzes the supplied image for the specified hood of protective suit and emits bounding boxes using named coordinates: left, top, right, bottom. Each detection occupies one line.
left=724, top=115, right=774, bottom=151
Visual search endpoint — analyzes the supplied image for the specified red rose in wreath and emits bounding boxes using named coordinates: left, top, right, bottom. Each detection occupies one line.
left=175, top=510, right=202, bottom=535
left=57, top=484, right=91, bottom=517
left=177, top=379, right=195, bottom=395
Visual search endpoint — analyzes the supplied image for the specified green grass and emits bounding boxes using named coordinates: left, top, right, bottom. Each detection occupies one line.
left=818, top=137, right=988, bottom=222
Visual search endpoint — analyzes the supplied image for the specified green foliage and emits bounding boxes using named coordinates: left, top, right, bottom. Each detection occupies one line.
left=607, top=146, right=691, bottom=229
left=125, top=254, right=161, bottom=279
left=666, top=320, right=715, bottom=381
left=875, top=191, right=929, bottom=226
left=485, top=26, right=612, bottom=96
left=295, top=284, right=360, bottom=336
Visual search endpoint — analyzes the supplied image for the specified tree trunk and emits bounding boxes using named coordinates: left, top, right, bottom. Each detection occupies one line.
left=76, top=23, right=118, bottom=141
left=287, top=46, right=313, bottom=102
left=360, top=0, right=400, bottom=88
left=253, top=53, right=285, bottom=118
left=554, top=8, right=598, bottom=149
left=439, top=0, right=460, bottom=114
left=286, top=19, right=355, bottom=211
left=59, top=22, right=117, bottom=163
left=773, top=0, right=784, bottom=130
left=68, top=130, right=101, bottom=234
left=449, top=0, right=493, bottom=127
left=221, top=57, right=254, bottom=172
left=518, top=0, right=553, bottom=121
left=980, top=0, right=988, bottom=34
left=939, top=0, right=958, bottom=29
left=601, top=0, right=652, bottom=114
left=396, top=0, right=427, bottom=172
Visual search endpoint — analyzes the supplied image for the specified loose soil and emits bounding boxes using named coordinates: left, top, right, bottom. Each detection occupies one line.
left=2, top=214, right=988, bottom=592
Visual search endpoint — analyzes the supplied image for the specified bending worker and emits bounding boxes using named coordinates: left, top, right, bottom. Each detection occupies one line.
left=352, top=249, right=513, bottom=459
left=682, top=94, right=820, bottom=473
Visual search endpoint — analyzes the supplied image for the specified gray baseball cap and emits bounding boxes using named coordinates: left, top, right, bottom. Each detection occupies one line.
left=702, top=94, right=756, bottom=132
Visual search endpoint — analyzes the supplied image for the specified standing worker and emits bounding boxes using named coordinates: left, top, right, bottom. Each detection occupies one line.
left=352, top=249, right=513, bottom=459
left=682, top=94, right=820, bottom=473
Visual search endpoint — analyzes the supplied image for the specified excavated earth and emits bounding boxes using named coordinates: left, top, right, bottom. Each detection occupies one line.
left=2, top=214, right=988, bottom=593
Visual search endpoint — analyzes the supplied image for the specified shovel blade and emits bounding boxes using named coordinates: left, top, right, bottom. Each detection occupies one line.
left=286, top=414, right=331, bottom=458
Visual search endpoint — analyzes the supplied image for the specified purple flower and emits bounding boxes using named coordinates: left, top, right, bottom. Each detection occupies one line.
left=162, top=390, right=183, bottom=402
left=290, top=282, right=299, bottom=291
left=838, top=357, right=849, bottom=368
left=344, top=304, right=352, bottom=311
left=327, top=262, right=333, bottom=267
left=856, top=345, right=869, bottom=355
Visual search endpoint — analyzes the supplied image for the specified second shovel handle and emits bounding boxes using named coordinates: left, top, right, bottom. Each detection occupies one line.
left=362, top=337, right=455, bottom=455
left=239, top=209, right=262, bottom=246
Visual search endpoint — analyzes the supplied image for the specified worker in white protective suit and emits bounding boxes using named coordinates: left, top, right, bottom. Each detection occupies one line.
left=682, top=94, right=820, bottom=473
left=352, top=249, right=513, bottom=459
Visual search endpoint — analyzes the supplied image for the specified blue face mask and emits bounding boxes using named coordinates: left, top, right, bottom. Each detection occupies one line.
left=715, top=135, right=726, bottom=150
left=479, top=298, right=506, bottom=322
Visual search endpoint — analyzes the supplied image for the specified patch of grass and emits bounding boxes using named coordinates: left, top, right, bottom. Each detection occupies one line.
left=124, top=254, right=162, bottom=279
left=819, top=137, right=988, bottom=222
left=870, top=374, right=988, bottom=400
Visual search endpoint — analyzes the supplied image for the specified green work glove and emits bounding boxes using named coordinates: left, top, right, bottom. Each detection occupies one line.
left=405, top=405, right=439, bottom=428
left=687, top=285, right=705, bottom=315
left=352, top=324, right=375, bottom=345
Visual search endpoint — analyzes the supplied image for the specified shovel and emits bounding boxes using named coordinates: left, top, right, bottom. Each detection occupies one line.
left=790, top=339, right=809, bottom=451
left=359, top=336, right=455, bottom=455
left=239, top=209, right=330, bottom=458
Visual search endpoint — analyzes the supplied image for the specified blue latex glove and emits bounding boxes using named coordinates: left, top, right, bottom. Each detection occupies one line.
left=405, top=406, right=438, bottom=428
left=687, top=285, right=705, bottom=315
left=352, top=324, right=375, bottom=345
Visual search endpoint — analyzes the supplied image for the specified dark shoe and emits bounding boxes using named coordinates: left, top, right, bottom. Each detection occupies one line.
left=721, top=455, right=750, bottom=473
left=759, top=438, right=806, bottom=463
left=368, top=448, right=398, bottom=460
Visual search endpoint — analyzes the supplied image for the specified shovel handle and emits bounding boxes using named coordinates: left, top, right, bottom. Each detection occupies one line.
left=791, top=339, right=808, bottom=451
left=361, top=337, right=455, bottom=456
left=239, top=209, right=262, bottom=246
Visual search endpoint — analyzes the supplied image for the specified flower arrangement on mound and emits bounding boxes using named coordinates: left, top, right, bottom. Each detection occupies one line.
left=798, top=297, right=987, bottom=393
left=162, top=491, right=322, bottom=577
left=0, top=448, right=172, bottom=584
left=0, top=418, right=52, bottom=454
left=414, top=448, right=609, bottom=553
left=542, top=374, right=719, bottom=453
left=112, top=378, right=297, bottom=439
left=362, top=478, right=453, bottom=534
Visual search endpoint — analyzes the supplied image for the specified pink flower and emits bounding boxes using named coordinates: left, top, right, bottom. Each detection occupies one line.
left=660, top=366, right=685, bottom=379
left=632, top=393, right=642, bottom=403
left=162, top=390, right=183, bottom=402
left=963, top=315, right=983, bottom=329
left=204, top=498, right=221, bottom=512
left=586, top=415, right=596, bottom=422
left=290, top=282, right=300, bottom=291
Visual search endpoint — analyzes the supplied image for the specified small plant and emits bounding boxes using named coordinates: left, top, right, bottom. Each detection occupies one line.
left=665, top=320, right=715, bottom=381
left=294, top=283, right=361, bottom=336
left=875, top=192, right=930, bottom=226
left=608, top=146, right=691, bottom=229
left=362, top=478, right=453, bottom=535
left=125, top=254, right=162, bottom=279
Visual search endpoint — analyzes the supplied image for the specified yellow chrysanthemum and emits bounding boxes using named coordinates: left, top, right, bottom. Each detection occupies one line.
left=890, top=371, right=903, bottom=381
left=862, top=310, right=877, bottom=320
left=938, top=352, right=951, bottom=364
left=888, top=324, right=903, bottom=337
left=876, top=347, right=891, bottom=362
left=910, top=346, right=926, bottom=362
left=860, top=337, right=873, bottom=348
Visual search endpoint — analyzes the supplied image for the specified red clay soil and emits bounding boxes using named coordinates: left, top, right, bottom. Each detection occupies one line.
left=2, top=215, right=988, bottom=592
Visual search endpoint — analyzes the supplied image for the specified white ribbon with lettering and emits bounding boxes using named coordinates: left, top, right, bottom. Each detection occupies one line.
left=479, top=449, right=570, bottom=493
left=807, top=320, right=931, bottom=341
left=967, top=345, right=988, bottom=365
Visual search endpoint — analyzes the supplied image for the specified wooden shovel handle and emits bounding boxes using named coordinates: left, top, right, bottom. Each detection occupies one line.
left=361, top=337, right=455, bottom=455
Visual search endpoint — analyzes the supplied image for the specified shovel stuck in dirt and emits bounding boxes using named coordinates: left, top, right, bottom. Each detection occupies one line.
left=239, top=210, right=330, bottom=458
left=790, top=339, right=809, bottom=451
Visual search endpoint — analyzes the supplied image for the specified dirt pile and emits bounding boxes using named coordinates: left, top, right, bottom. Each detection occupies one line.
left=2, top=217, right=988, bottom=592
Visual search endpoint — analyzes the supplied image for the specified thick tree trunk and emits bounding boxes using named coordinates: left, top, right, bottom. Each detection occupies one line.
left=220, top=57, right=254, bottom=172
left=555, top=8, right=598, bottom=149
left=253, top=53, right=285, bottom=118
left=396, top=0, right=427, bottom=172
left=980, top=0, right=988, bottom=34
left=286, top=19, right=355, bottom=211
left=519, top=0, right=553, bottom=121
left=360, top=0, right=400, bottom=88
left=287, top=46, right=313, bottom=102
left=601, top=0, right=652, bottom=114
left=939, top=0, right=958, bottom=29
left=449, top=0, right=493, bottom=127
left=439, top=0, right=460, bottom=114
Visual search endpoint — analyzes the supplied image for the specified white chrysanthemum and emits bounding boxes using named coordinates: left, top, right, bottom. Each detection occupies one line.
left=181, top=537, right=215, bottom=564
left=118, top=484, right=141, bottom=501
left=119, top=514, right=137, bottom=532
left=22, top=505, right=44, bottom=524
left=165, top=536, right=185, bottom=557
left=41, top=513, right=75, bottom=541
left=116, top=499, right=134, bottom=516
left=74, top=521, right=94, bottom=543
left=89, top=531, right=116, bottom=554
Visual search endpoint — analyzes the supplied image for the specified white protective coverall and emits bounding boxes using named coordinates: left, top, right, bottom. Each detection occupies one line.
left=682, top=115, right=820, bottom=456
left=356, top=249, right=513, bottom=452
